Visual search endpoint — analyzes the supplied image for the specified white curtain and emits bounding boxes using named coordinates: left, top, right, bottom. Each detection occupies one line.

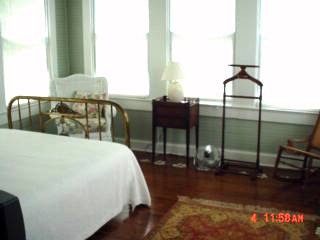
left=0, top=0, right=49, bottom=105
left=94, top=0, right=149, bottom=96
left=170, top=0, right=235, bottom=100
left=260, top=0, right=320, bottom=110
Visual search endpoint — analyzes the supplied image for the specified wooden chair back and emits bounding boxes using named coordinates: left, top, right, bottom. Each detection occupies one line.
left=310, top=112, right=320, bottom=150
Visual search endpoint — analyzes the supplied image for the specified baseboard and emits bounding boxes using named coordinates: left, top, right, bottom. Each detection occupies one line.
left=129, top=138, right=277, bottom=168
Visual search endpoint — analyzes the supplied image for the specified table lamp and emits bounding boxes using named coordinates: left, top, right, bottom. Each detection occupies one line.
left=161, top=62, right=185, bottom=102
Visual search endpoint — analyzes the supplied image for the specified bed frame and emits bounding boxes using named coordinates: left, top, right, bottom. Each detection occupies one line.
left=7, top=96, right=130, bottom=147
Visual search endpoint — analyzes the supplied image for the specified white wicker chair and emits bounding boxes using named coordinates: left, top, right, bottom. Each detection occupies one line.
left=50, top=74, right=115, bottom=141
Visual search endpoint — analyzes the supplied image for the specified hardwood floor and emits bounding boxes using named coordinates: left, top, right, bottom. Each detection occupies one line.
left=89, top=152, right=320, bottom=240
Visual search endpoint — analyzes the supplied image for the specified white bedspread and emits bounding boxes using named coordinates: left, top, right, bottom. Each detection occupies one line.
left=0, top=129, right=151, bottom=240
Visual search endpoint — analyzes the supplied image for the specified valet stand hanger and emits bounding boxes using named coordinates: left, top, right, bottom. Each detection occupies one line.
left=216, top=64, right=263, bottom=180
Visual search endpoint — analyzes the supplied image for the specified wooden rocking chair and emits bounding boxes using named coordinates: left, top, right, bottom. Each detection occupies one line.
left=273, top=112, right=320, bottom=182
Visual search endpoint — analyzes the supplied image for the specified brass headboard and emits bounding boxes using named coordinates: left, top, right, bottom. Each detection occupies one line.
left=7, top=96, right=130, bottom=147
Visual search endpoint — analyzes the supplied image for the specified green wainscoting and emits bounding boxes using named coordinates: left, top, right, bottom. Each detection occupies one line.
left=1, top=109, right=313, bottom=156
left=122, top=110, right=313, bottom=155
left=0, top=115, right=46, bottom=132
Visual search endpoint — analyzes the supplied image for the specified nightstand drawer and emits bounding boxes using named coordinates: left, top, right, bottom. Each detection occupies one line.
left=155, top=117, right=186, bottom=129
left=154, top=105, right=187, bottom=119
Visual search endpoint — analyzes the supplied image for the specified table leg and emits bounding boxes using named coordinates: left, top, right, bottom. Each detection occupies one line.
left=186, top=128, right=190, bottom=167
left=163, top=127, right=167, bottom=161
left=195, top=124, right=199, bottom=155
left=152, top=125, right=156, bottom=164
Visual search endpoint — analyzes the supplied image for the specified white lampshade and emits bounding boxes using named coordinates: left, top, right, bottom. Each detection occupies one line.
left=161, top=62, right=185, bottom=102
left=161, top=62, right=186, bottom=81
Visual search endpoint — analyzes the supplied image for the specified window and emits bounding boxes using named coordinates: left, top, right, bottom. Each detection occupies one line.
left=260, top=0, right=320, bottom=110
left=170, top=0, right=235, bottom=100
left=0, top=0, right=49, bottom=105
left=94, top=0, right=149, bottom=96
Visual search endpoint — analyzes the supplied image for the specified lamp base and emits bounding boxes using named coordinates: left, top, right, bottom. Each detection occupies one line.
left=168, top=81, right=184, bottom=102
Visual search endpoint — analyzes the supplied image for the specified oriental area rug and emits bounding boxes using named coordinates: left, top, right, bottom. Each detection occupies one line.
left=144, top=196, right=320, bottom=240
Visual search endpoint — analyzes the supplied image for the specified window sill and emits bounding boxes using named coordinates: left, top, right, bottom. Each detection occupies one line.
left=111, top=96, right=318, bottom=126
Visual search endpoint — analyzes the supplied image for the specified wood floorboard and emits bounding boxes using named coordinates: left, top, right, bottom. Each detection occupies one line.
left=88, top=151, right=320, bottom=240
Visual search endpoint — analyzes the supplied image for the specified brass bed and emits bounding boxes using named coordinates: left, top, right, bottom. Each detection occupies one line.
left=7, top=95, right=130, bottom=147
left=2, top=96, right=151, bottom=240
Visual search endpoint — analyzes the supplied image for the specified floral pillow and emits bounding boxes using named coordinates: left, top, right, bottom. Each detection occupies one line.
left=55, top=117, right=107, bottom=135
left=72, top=91, right=107, bottom=117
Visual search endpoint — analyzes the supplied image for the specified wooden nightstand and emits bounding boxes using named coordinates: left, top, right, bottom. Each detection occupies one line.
left=152, top=96, right=200, bottom=167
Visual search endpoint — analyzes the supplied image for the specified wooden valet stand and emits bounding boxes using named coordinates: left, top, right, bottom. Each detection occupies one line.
left=216, top=64, right=263, bottom=180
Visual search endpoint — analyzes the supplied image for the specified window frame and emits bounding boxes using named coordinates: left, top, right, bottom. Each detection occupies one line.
left=84, top=0, right=168, bottom=100
left=258, top=0, right=320, bottom=111
left=0, top=0, right=57, bottom=118
left=81, top=0, right=318, bottom=126
left=91, top=0, right=152, bottom=98
left=169, top=0, right=236, bottom=101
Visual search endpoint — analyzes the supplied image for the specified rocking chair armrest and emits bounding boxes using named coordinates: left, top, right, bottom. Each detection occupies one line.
left=282, top=145, right=320, bottom=159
